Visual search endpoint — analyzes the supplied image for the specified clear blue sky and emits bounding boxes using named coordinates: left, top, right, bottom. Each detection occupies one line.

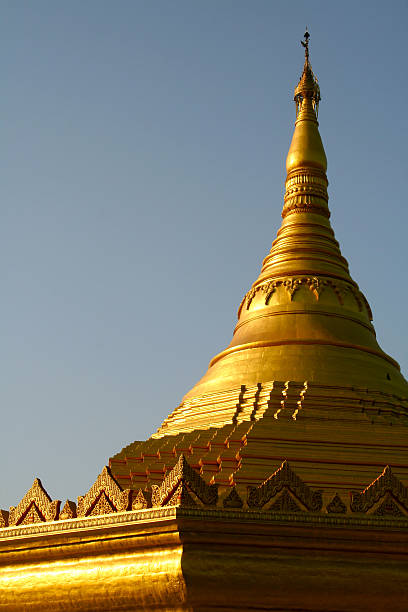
left=1, top=1, right=407, bottom=508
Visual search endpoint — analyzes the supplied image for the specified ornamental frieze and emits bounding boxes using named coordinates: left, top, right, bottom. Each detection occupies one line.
left=1, top=461, right=408, bottom=527
left=239, top=275, right=372, bottom=320
left=282, top=167, right=329, bottom=218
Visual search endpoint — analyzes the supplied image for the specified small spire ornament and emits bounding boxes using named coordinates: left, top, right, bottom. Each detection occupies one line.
left=301, top=28, right=310, bottom=61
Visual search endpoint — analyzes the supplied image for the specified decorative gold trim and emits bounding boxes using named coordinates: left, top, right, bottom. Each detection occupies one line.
left=326, top=493, right=347, bottom=514
left=1, top=499, right=408, bottom=542
left=283, top=167, right=329, bottom=218
left=209, top=338, right=400, bottom=370
left=234, top=309, right=375, bottom=336
left=247, top=460, right=322, bottom=511
left=242, top=276, right=369, bottom=315
left=77, top=466, right=131, bottom=517
left=351, top=466, right=408, bottom=514
left=9, top=478, right=60, bottom=526
left=222, top=487, right=244, bottom=509
left=151, top=454, right=218, bottom=507
left=59, top=500, right=77, bottom=520
left=0, top=510, right=9, bottom=528
left=0, top=506, right=178, bottom=538
left=132, top=489, right=152, bottom=510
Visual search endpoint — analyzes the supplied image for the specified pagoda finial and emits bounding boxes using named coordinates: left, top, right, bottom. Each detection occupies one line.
left=285, top=32, right=327, bottom=211
left=294, top=28, right=320, bottom=118
left=301, top=28, right=310, bottom=62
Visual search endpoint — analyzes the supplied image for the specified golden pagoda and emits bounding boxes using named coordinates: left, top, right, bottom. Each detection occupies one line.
left=1, top=33, right=408, bottom=611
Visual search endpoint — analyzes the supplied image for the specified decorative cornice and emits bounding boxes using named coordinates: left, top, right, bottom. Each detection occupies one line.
left=175, top=505, right=408, bottom=530
left=2, top=504, right=408, bottom=543
left=0, top=506, right=179, bottom=539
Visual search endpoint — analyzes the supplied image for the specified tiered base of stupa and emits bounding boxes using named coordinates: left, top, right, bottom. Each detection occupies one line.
left=111, top=379, right=408, bottom=501
left=0, top=379, right=407, bottom=610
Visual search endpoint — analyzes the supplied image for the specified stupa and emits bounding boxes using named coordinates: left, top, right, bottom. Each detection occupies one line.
left=0, top=33, right=407, bottom=611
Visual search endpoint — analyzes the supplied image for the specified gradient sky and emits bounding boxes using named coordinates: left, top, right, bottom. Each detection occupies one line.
left=1, top=1, right=407, bottom=508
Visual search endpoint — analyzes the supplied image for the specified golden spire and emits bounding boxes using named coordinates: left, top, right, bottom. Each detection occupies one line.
left=177, top=33, right=408, bottom=408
